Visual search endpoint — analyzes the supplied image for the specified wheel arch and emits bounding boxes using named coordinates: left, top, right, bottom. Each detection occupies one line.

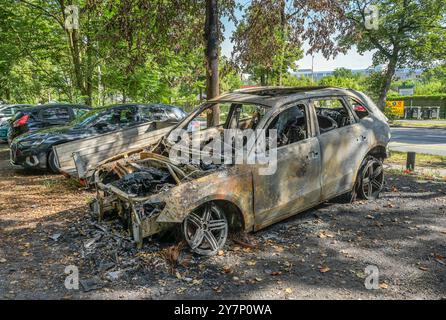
left=183, top=196, right=248, bottom=232
left=367, top=144, right=388, bottom=161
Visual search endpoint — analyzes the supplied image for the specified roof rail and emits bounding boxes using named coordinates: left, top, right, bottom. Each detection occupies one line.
left=234, top=86, right=338, bottom=96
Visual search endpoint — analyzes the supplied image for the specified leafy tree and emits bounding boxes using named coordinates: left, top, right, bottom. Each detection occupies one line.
left=338, top=0, right=446, bottom=109
left=232, top=0, right=304, bottom=86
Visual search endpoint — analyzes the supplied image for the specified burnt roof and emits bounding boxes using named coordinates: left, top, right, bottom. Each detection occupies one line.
left=234, top=86, right=333, bottom=97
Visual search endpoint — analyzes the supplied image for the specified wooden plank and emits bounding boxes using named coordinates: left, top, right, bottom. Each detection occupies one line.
left=54, top=123, right=175, bottom=177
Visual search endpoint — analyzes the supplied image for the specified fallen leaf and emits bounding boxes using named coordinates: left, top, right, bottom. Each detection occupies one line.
left=418, top=266, right=428, bottom=271
left=217, top=250, right=224, bottom=256
left=318, top=231, right=334, bottom=238
left=379, top=283, right=388, bottom=289
left=285, top=288, right=293, bottom=294
left=222, top=265, right=232, bottom=274
left=0, top=258, right=6, bottom=263
left=319, top=266, right=330, bottom=273
left=176, top=287, right=186, bottom=294
left=246, top=260, right=257, bottom=266
left=270, top=271, right=282, bottom=276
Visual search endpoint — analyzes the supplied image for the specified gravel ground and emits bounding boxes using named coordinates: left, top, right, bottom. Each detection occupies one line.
left=0, top=144, right=445, bottom=300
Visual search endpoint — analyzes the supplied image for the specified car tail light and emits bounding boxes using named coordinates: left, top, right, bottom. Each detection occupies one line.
left=13, top=115, right=30, bottom=128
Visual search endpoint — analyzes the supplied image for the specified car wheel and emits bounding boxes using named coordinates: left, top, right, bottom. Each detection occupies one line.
left=183, top=203, right=228, bottom=256
left=357, top=156, right=384, bottom=200
left=47, top=149, right=60, bottom=173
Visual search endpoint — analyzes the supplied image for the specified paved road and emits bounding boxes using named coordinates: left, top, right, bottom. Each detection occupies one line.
left=390, top=127, right=446, bottom=156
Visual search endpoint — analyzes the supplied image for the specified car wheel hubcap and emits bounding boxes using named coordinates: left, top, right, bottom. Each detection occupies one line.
left=361, top=159, right=384, bottom=199
left=183, top=203, right=228, bottom=255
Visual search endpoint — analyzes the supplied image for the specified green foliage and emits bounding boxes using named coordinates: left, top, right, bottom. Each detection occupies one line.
left=232, top=0, right=303, bottom=86
left=0, top=0, right=236, bottom=109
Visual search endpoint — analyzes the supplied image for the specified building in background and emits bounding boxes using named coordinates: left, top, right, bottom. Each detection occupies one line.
left=294, top=66, right=423, bottom=81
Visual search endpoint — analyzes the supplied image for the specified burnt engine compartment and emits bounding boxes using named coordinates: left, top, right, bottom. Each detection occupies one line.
left=97, top=148, right=223, bottom=198
left=111, top=168, right=174, bottom=197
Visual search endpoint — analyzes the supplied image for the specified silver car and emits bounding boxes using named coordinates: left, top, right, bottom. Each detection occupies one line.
left=92, top=87, right=391, bottom=255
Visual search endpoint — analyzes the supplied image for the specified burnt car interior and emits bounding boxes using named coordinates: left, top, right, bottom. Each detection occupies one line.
left=313, top=98, right=355, bottom=133
left=267, top=104, right=307, bottom=147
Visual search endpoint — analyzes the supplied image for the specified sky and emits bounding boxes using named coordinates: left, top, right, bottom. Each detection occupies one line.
left=221, top=9, right=375, bottom=72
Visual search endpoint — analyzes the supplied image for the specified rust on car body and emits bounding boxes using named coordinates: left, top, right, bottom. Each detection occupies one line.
left=91, top=87, right=391, bottom=254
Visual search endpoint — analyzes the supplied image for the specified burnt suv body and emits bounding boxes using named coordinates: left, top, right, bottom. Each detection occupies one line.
left=10, top=103, right=186, bottom=172
left=92, top=87, right=391, bottom=255
left=7, top=103, right=91, bottom=143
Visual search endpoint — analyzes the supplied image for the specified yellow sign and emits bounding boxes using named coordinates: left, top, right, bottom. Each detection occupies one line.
left=385, top=100, right=404, bottom=117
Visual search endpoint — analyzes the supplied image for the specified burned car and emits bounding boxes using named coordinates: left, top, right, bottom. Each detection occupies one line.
left=91, top=87, right=390, bottom=255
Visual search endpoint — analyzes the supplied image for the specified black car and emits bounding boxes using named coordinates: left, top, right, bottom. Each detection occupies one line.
left=10, top=103, right=187, bottom=172
left=7, top=103, right=91, bottom=143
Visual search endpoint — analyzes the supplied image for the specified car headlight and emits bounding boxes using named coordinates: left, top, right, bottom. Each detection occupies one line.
left=19, top=139, right=45, bottom=147
left=133, top=201, right=166, bottom=219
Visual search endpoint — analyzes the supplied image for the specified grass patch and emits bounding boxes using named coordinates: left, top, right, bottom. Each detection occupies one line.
left=41, top=176, right=83, bottom=191
left=390, top=120, right=446, bottom=129
left=387, top=151, right=446, bottom=169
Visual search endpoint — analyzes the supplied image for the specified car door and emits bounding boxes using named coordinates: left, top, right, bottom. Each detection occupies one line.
left=252, top=100, right=322, bottom=230
left=312, top=96, right=369, bottom=200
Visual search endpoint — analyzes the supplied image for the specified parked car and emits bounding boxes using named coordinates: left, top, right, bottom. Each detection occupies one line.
left=10, top=103, right=187, bottom=172
left=90, top=87, right=391, bottom=255
left=7, top=103, right=91, bottom=144
left=0, top=104, right=34, bottom=142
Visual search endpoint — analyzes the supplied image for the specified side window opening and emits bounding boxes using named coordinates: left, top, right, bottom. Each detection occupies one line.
left=186, top=103, right=232, bottom=132
left=72, top=108, right=90, bottom=118
left=348, top=97, right=370, bottom=119
left=268, top=104, right=307, bottom=148
left=41, top=107, right=71, bottom=121
left=313, top=98, right=355, bottom=134
left=227, top=104, right=268, bottom=131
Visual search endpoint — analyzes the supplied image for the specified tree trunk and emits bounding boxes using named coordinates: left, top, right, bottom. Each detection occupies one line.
left=378, top=54, right=398, bottom=110
left=260, top=73, right=266, bottom=86
left=278, top=0, right=286, bottom=86
left=205, top=0, right=220, bottom=127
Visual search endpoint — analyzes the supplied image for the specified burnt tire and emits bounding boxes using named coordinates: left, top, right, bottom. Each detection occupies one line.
left=47, top=149, right=60, bottom=173
left=183, top=202, right=228, bottom=256
left=357, top=155, right=384, bottom=200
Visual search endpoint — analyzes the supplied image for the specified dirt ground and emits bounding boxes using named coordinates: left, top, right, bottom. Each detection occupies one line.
left=0, top=144, right=445, bottom=300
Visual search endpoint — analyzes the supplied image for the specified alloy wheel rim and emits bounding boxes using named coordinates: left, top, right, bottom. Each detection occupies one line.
left=361, top=159, right=384, bottom=199
left=183, top=203, right=228, bottom=255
